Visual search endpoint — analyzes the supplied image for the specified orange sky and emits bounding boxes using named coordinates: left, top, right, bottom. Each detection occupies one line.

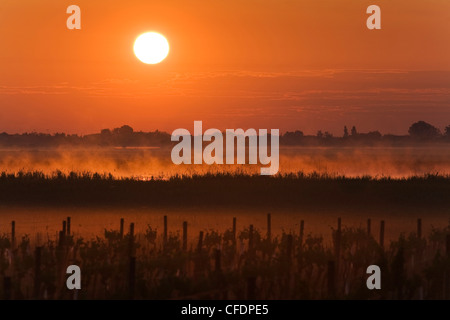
left=0, top=0, right=449, bottom=135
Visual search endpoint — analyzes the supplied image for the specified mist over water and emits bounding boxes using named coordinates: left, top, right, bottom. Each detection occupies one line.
left=0, top=145, right=449, bottom=241
left=0, top=145, right=449, bottom=179
left=281, top=146, right=450, bottom=178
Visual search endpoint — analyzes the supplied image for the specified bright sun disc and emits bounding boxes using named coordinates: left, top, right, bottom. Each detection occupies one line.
left=134, top=32, right=169, bottom=64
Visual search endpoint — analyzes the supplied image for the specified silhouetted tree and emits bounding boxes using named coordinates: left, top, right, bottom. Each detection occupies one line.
left=366, top=131, right=382, bottom=139
left=444, top=125, right=450, bottom=138
left=284, top=130, right=303, bottom=138
left=99, top=129, right=112, bottom=146
left=101, top=128, right=111, bottom=136
left=283, top=130, right=304, bottom=145
left=316, top=130, right=323, bottom=139
left=113, top=125, right=134, bottom=147
left=343, top=126, right=349, bottom=138
left=351, top=126, right=357, bottom=137
left=408, top=121, right=441, bottom=140
left=113, top=125, right=133, bottom=135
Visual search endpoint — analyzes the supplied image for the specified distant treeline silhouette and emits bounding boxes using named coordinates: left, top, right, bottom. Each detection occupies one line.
left=0, top=121, right=449, bottom=148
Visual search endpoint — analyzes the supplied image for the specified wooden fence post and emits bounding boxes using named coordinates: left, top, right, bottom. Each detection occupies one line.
left=11, top=221, right=15, bottom=247
left=299, top=220, right=304, bottom=250
left=183, top=221, right=188, bottom=251
left=417, top=218, right=422, bottom=239
left=335, top=218, right=342, bottom=274
left=232, top=217, right=236, bottom=241
left=67, top=217, right=71, bottom=236
left=119, top=218, right=124, bottom=239
left=58, top=231, right=64, bottom=247
left=163, top=215, right=168, bottom=250
left=267, top=213, right=271, bottom=241
left=298, top=220, right=305, bottom=270
left=249, top=225, right=254, bottom=253
left=197, top=231, right=204, bottom=253
left=129, top=223, right=135, bottom=256
left=195, top=231, right=205, bottom=276
left=380, top=220, right=385, bottom=249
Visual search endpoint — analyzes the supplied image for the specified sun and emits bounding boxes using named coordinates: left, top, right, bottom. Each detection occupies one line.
left=133, top=32, right=169, bottom=64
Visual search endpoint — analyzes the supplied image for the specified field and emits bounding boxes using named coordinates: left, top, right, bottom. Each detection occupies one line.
left=0, top=146, right=449, bottom=299
left=0, top=212, right=449, bottom=300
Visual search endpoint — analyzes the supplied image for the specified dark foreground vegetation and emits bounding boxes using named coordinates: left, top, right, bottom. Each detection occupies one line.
left=0, top=171, right=449, bottom=209
left=0, top=215, right=449, bottom=299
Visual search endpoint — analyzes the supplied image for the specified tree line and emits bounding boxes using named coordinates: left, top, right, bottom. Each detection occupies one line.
left=0, top=121, right=448, bottom=148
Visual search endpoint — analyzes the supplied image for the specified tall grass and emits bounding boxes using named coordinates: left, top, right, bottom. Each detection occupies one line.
left=0, top=170, right=449, bottom=208
left=0, top=217, right=449, bottom=299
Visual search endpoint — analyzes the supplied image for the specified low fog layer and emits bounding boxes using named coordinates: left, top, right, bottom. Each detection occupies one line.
left=0, top=145, right=449, bottom=179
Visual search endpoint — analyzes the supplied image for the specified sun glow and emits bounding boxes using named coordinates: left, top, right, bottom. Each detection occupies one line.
left=133, top=32, right=169, bottom=64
